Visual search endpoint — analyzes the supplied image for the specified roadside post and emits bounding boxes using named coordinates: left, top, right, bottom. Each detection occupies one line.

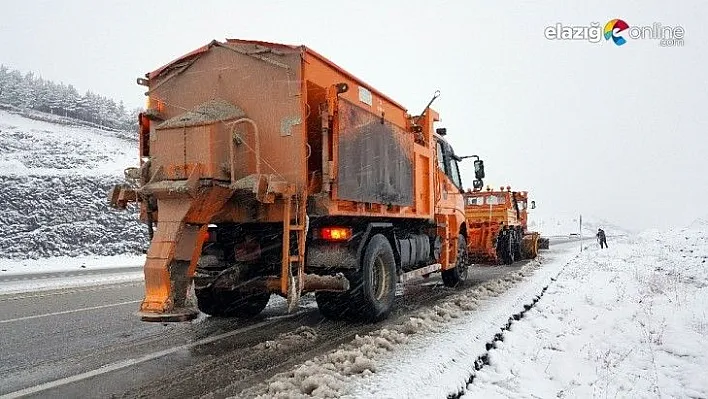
left=579, top=214, right=583, bottom=252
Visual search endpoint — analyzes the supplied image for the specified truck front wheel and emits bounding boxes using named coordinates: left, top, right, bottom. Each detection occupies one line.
left=442, top=234, right=469, bottom=287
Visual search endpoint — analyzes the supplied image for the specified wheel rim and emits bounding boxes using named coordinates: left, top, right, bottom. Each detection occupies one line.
left=457, top=240, right=468, bottom=278
left=371, top=255, right=389, bottom=301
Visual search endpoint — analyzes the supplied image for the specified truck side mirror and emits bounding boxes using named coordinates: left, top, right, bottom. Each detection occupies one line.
left=472, top=179, right=484, bottom=190
left=530, top=200, right=536, bottom=209
left=474, top=159, right=485, bottom=179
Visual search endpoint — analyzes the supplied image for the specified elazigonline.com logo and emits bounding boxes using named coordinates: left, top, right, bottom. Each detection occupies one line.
left=544, top=18, right=685, bottom=47
left=604, top=19, right=629, bottom=46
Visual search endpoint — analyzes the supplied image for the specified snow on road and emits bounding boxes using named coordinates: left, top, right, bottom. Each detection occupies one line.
left=342, top=244, right=580, bottom=399
left=0, top=271, right=144, bottom=296
left=236, top=243, right=581, bottom=399
left=0, top=255, right=145, bottom=295
left=239, top=227, right=708, bottom=399
left=460, top=227, right=708, bottom=398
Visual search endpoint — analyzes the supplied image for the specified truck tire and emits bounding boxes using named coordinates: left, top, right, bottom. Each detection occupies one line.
left=503, top=234, right=515, bottom=265
left=513, top=230, right=523, bottom=260
left=348, top=234, right=396, bottom=322
left=195, top=288, right=270, bottom=318
left=442, top=234, right=469, bottom=287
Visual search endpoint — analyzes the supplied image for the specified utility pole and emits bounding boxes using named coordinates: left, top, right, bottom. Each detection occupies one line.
left=579, top=214, right=583, bottom=253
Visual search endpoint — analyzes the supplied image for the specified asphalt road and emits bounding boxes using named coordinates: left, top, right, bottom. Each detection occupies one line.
left=0, top=239, right=578, bottom=399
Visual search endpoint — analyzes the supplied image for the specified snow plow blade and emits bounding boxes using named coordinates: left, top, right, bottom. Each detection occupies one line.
left=521, top=232, right=539, bottom=259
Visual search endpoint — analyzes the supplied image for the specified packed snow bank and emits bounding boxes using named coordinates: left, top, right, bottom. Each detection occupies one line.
left=0, top=110, right=147, bottom=260
left=0, top=271, right=143, bottom=295
left=0, top=254, right=144, bottom=275
left=343, top=245, right=580, bottom=399
left=233, top=243, right=581, bottom=398
left=460, top=227, right=708, bottom=398
left=0, top=254, right=145, bottom=295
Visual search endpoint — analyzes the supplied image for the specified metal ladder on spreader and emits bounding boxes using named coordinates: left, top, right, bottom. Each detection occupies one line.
left=280, top=191, right=308, bottom=311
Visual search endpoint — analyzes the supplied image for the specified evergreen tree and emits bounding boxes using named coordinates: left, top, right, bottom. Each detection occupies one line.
left=63, top=84, right=79, bottom=118
left=0, top=70, right=22, bottom=105
left=20, top=72, right=37, bottom=109
left=0, top=65, right=9, bottom=100
left=0, top=65, right=140, bottom=131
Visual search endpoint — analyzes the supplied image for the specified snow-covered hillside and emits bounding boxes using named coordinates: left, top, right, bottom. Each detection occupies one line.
left=0, top=109, right=147, bottom=259
left=691, top=215, right=708, bottom=229
left=528, top=211, right=629, bottom=237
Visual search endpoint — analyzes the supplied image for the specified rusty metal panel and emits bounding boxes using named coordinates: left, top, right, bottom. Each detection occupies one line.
left=148, top=43, right=305, bottom=188
left=336, top=99, right=414, bottom=206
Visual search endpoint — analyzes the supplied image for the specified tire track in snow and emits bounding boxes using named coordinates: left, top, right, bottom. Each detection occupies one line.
left=446, top=259, right=573, bottom=399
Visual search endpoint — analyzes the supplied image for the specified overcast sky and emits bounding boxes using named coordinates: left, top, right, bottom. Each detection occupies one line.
left=1, top=0, right=706, bottom=231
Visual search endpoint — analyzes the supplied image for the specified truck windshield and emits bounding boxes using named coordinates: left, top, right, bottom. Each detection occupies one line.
left=449, top=159, right=462, bottom=189
left=486, top=195, right=506, bottom=205
left=436, top=142, right=446, bottom=172
left=466, top=196, right=484, bottom=206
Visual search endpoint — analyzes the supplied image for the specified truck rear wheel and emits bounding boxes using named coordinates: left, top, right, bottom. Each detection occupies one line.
left=195, top=288, right=270, bottom=318
left=347, top=234, right=396, bottom=322
left=442, top=234, right=469, bottom=287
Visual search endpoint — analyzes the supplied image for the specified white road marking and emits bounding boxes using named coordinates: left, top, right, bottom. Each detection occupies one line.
left=0, top=318, right=281, bottom=399
left=0, top=300, right=141, bottom=324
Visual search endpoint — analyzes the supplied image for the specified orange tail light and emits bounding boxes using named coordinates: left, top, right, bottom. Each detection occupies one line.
left=318, top=227, right=352, bottom=241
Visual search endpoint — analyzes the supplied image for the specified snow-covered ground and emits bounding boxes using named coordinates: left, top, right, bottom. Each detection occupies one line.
left=461, top=226, right=708, bottom=399
left=234, top=224, right=708, bottom=399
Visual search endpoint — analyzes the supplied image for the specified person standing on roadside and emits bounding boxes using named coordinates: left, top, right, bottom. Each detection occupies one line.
left=596, top=228, right=608, bottom=249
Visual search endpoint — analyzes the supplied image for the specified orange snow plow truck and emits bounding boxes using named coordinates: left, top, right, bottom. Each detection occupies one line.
left=463, top=186, right=543, bottom=265
left=109, top=39, right=486, bottom=323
